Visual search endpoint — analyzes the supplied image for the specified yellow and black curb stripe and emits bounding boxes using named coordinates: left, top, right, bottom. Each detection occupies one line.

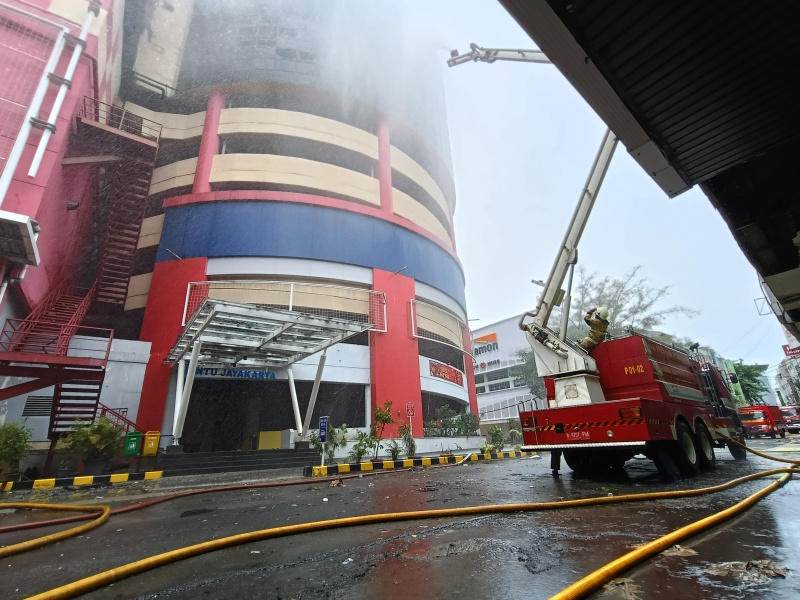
left=305, top=451, right=536, bottom=477
left=1, top=471, right=163, bottom=493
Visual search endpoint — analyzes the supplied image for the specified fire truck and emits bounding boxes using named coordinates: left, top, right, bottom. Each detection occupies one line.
left=448, top=44, right=748, bottom=477
left=515, top=129, right=747, bottom=477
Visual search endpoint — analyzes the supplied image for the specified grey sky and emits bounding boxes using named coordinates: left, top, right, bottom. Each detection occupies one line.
left=403, top=1, right=787, bottom=382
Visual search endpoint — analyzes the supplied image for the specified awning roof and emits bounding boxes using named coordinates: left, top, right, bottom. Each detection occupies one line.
left=166, top=298, right=373, bottom=369
left=500, top=0, right=800, bottom=337
left=0, top=210, right=39, bottom=266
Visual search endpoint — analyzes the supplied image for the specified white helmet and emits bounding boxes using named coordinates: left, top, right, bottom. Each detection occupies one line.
left=597, top=307, right=609, bottom=320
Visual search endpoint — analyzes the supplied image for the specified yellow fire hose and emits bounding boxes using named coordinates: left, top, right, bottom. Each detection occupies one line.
left=10, top=439, right=799, bottom=600
left=0, top=503, right=110, bottom=559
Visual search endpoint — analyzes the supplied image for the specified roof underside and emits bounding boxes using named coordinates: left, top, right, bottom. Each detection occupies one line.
left=500, top=0, right=800, bottom=337
left=167, top=298, right=372, bottom=369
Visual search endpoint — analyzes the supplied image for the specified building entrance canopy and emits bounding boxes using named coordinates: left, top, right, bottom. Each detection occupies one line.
left=166, top=297, right=374, bottom=369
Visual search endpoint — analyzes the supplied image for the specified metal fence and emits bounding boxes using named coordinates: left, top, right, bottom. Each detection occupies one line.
left=183, top=280, right=387, bottom=332
left=0, top=5, right=61, bottom=178
left=0, top=321, right=113, bottom=361
left=410, top=299, right=465, bottom=351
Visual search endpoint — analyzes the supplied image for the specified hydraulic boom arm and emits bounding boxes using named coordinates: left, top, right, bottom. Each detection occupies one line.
left=448, top=43, right=550, bottom=67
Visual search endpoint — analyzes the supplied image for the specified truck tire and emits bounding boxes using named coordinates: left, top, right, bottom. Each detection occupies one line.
left=780, top=430, right=786, bottom=439
left=673, top=421, right=700, bottom=476
left=770, top=430, right=777, bottom=439
left=727, top=435, right=748, bottom=460
left=563, top=450, right=588, bottom=472
left=695, top=423, right=716, bottom=472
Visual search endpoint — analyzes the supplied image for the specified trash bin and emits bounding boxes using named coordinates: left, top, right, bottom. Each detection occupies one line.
left=141, top=431, right=161, bottom=456
left=123, top=432, right=142, bottom=457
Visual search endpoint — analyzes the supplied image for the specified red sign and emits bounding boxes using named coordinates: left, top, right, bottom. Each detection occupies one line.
left=783, top=345, right=800, bottom=358
left=406, top=402, right=415, bottom=417
left=429, top=360, right=464, bottom=386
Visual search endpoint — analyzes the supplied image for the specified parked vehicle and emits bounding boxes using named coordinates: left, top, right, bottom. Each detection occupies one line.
left=779, top=406, right=800, bottom=434
left=738, top=406, right=787, bottom=439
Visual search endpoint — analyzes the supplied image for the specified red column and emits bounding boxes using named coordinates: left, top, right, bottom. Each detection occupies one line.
left=136, top=257, right=208, bottom=432
left=461, top=325, right=479, bottom=417
left=370, top=268, right=421, bottom=438
left=192, top=92, right=225, bottom=194
left=376, top=120, right=393, bottom=215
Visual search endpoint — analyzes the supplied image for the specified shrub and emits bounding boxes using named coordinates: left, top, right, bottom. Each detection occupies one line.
left=347, top=430, right=372, bottom=463
left=371, top=401, right=395, bottom=459
left=398, top=423, right=416, bottom=458
left=488, top=425, right=505, bottom=452
left=0, top=423, right=33, bottom=473
left=58, top=418, right=124, bottom=461
left=457, top=412, right=480, bottom=436
left=310, top=423, right=348, bottom=463
left=386, top=440, right=402, bottom=460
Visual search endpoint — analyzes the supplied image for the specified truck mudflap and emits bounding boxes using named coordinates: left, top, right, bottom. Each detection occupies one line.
left=521, top=441, right=647, bottom=451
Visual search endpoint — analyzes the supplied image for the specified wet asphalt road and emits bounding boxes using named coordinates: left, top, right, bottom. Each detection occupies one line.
left=2, top=437, right=799, bottom=600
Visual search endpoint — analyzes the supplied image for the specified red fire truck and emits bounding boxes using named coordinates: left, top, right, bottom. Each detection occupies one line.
left=738, top=405, right=787, bottom=439
left=513, top=129, right=747, bottom=478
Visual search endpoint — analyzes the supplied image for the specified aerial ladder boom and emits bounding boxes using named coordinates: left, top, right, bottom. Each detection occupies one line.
left=449, top=44, right=619, bottom=406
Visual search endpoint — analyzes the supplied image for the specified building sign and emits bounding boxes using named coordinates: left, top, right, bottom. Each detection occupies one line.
left=783, top=345, right=800, bottom=358
left=406, top=402, right=415, bottom=417
left=194, top=367, right=277, bottom=380
left=429, top=360, right=464, bottom=386
left=473, top=332, right=499, bottom=356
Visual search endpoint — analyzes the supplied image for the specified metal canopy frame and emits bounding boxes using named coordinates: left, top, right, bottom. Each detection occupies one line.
left=166, top=297, right=373, bottom=369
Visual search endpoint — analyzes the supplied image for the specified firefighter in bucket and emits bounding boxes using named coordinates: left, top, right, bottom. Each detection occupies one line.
left=577, top=306, right=609, bottom=352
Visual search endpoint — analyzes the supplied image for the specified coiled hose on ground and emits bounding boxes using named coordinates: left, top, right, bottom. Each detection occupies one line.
left=5, top=440, right=798, bottom=600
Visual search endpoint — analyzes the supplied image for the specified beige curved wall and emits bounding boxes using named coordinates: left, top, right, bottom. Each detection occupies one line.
left=123, top=103, right=206, bottom=140
left=392, top=189, right=451, bottom=246
left=209, top=154, right=380, bottom=206
left=219, top=108, right=379, bottom=160
left=390, top=146, right=451, bottom=217
left=150, top=157, right=198, bottom=195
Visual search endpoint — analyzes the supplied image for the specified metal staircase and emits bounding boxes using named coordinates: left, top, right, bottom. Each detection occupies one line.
left=49, top=379, right=105, bottom=438
left=67, top=97, right=161, bottom=308
left=95, top=158, right=155, bottom=306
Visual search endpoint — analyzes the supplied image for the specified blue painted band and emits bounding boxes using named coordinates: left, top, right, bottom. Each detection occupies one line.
left=156, top=201, right=466, bottom=308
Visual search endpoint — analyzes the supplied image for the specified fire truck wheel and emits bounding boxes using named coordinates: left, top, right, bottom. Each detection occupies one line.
left=770, top=430, right=777, bottom=439
left=780, top=430, right=786, bottom=439
left=562, top=450, right=588, bottom=472
left=673, top=421, right=700, bottom=476
left=726, top=436, right=748, bottom=460
left=695, top=423, right=716, bottom=472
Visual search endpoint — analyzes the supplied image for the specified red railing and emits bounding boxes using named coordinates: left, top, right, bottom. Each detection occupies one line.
left=0, top=321, right=113, bottom=361
left=79, top=96, right=162, bottom=143
left=55, top=282, right=96, bottom=355
left=98, top=403, right=143, bottom=434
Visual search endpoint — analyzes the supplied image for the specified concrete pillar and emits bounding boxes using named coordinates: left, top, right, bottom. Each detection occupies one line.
left=192, top=92, right=225, bottom=194
left=376, top=120, right=393, bottom=215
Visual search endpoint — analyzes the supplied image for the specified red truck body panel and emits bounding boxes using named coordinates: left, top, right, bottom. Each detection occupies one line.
left=738, top=405, right=786, bottom=438
left=520, top=335, right=739, bottom=450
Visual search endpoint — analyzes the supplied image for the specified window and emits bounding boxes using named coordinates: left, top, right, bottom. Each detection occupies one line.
left=513, top=377, right=527, bottom=388
left=476, top=385, right=486, bottom=394
left=474, top=373, right=485, bottom=384
left=22, top=395, right=52, bottom=417
left=488, top=381, right=511, bottom=392
left=486, top=368, right=509, bottom=382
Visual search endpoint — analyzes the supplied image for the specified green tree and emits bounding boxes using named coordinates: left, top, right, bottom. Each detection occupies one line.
left=552, top=265, right=699, bottom=340
left=509, top=349, right=547, bottom=400
left=732, top=362, right=770, bottom=405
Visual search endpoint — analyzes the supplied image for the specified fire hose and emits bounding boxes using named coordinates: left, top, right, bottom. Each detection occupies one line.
left=3, top=441, right=797, bottom=600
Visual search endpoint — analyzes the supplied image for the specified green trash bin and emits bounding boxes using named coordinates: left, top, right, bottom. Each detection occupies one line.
left=124, top=432, right=143, bottom=457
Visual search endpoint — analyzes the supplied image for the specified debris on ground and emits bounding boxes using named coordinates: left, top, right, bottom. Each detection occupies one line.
left=329, top=478, right=344, bottom=487
left=342, top=558, right=353, bottom=565
left=705, top=560, right=789, bottom=584
left=661, top=545, right=698, bottom=557
left=600, top=578, right=642, bottom=599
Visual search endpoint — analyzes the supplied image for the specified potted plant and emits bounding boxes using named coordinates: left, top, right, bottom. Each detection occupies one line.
left=371, top=400, right=395, bottom=460
left=386, top=440, right=402, bottom=461
left=310, top=423, right=348, bottom=464
left=0, top=423, right=33, bottom=482
left=398, top=423, right=416, bottom=458
left=59, top=418, right=125, bottom=476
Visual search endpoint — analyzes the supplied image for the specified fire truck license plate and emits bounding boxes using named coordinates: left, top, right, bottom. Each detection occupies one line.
left=566, top=431, right=591, bottom=440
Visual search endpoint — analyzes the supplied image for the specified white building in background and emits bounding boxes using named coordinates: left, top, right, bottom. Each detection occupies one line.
left=777, top=327, right=800, bottom=405
left=470, top=315, right=545, bottom=425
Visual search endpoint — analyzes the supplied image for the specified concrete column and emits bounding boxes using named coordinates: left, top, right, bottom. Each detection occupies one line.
left=376, top=120, right=393, bottom=215
left=192, top=92, right=225, bottom=194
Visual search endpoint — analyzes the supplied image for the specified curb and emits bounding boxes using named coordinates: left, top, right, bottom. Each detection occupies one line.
left=305, top=450, right=538, bottom=477
left=1, top=470, right=163, bottom=493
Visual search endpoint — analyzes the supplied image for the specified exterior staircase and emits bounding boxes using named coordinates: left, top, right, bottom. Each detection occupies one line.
left=49, top=379, right=104, bottom=438
left=157, top=449, right=321, bottom=477
left=95, top=158, right=155, bottom=306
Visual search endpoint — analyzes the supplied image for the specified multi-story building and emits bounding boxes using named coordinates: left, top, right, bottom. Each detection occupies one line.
left=0, top=0, right=476, bottom=459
